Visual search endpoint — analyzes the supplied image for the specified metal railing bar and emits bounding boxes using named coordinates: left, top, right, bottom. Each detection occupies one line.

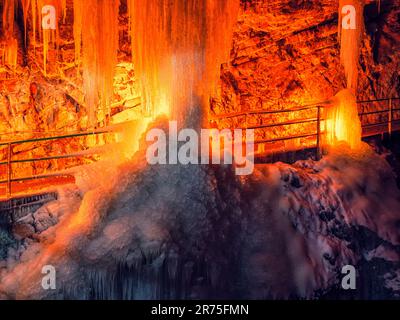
left=246, top=106, right=321, bottom=115
left=0, top=149, right=103, bottom=166
left=359, top=108, right=400, bottom=116
left=0, top=128, right=109, bottom=147
left=357, top=97, right=400, bottom=104
left=0, top=120, right=131, bottom=137
left=246, top=118, right=319, bottom=130
left=2, top=198, right=58, bottom=211
left=211, top=98, right=400, bottom=121
left=211, top=105, right=323, bottom=120
left=360, top=110, right=388, bottom=116
left=362, top=120, right=400, bottom=128
left=316, top=106, right=322, bottom=160
left=0, top=173, right=73, bottom=184
left=255, top=133, right=318, bottom=144
left=213, top=106, right=400, bottom=121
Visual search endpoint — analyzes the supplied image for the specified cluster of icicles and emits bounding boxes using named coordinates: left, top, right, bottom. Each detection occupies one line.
left=2, top=0, right=364, bottom=150
left=129, top=0, right=240, bottom=122
left=2, top=0, right=114, bottom=127
left=2, top=0, right=66, bottom=70
left=324, top=0, right=365, bottom=150
left=2, top=0, right=239, bottom=129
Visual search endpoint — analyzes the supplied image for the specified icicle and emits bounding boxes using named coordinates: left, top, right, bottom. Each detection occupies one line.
left=327, top=1, right=364, bottom=151
left=21, top=0, right=31, bottom=47
left=43, top=27, right=50, bottom=75
left=4, top=37, right=18, bottom=68
left=2, top=0, right=16, bottom=35
left=128, top=0, right=239, bottom=123
left=338, top=0, right=365, bottom=92
left=61, top=0, right=67, bottom=23
left=77, top=0, right=120, bottom=127
left=34, top=0, right=63, bottom=75
left=31, top=0, right=37, bottom=50
left=2, top=0, right=18, bottom=68
left=73, top=0, right=83, bottom=65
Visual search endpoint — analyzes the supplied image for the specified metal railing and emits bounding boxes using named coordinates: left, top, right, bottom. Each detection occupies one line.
left=358, top=98, right=400, bottom=138
left=0, top=127, right=114, bottom=198
left=210, top=97, right=400, bottom=160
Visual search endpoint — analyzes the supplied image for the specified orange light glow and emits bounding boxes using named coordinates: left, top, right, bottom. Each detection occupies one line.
left=129, top=0, right=239, bottom=123
left=325, top=89, right=362, bottom=150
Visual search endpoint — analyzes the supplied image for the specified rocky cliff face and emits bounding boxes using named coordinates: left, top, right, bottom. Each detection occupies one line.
left=213, top=0, right=400, bottom=141
left=217, top=0, right=400, bottom=109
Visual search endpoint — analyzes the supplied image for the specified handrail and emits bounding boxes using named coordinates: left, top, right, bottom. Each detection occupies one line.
left=211, top=97, right=400, bottom=120
left=0, top=148, right=103, bottom=166
left=0, top=127, right=110, bottom=147
left=212, top=97, right=399, bottom=160
left=0, top=126, right=115, bottom=198
left=246, top=117, right=319, bottom=130
left=0, top=173, right=72, bottom=184
left=255, top=132, right=318, bottom=144
left=360, top=108, right=400, bottom=116
left=357, top=97, right=400, bottom=103
left=210, top=105, right=322, bottom=121
left=0, top=97, right=398, bottom=197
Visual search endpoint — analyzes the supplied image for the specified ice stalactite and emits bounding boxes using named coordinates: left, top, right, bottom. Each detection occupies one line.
left=73, top=0, right=120, bottom=128
left=39, top=0, right=60, bottom=75
left=339, top=0, right=365, bottom=92
left=4, top=37, right=18, bottom=68
left=128, top=0, right=239, bottom=125
left=21, top=0, right=30, bottom=46
left=2, top=0, right=18, bottom=68
left=61, top=0, right=66, bottom=23
left=325, top=1, right=365, bottom=150
left=26, top=0, right=67, bottom=74
left=72, top=0, right=82, bottom=65
left=31, top=0, right=37, bottom=50
left=2, top=0, right=16, bottom=35
left=325, top=89, right=362, bottom=150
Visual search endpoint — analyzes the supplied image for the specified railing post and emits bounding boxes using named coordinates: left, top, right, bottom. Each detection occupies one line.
left=316, top=106, right=321, bottom=161
left=388, top=98, right=393, bottom=138
left=7, top=143, right=12, bottom=198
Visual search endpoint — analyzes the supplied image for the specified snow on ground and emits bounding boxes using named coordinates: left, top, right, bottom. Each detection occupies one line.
left=0, top=119, right=399, bottom=300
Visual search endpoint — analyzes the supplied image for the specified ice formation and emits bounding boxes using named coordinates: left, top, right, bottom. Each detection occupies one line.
left=128, top=0, right=240, bottom=122
left=327, top=0, right=365, bottom=150
left=325, top=89, right=363, bottom=150
left=339, top=0, right=365, bottom=91
left=2, top=0, right=17, bottom=68
left=21, top=0, right=30, bottom=46
left=31, top=0, right=66, bottom=74
left=77, top=0, right=120, bottom=127
left=0, top=0, right=399, bottom=301
left=0, top=119, right=399, bottom=299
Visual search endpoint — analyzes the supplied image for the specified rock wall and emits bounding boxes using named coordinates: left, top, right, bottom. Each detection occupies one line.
left=212, top=0, right=400, bottom=144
